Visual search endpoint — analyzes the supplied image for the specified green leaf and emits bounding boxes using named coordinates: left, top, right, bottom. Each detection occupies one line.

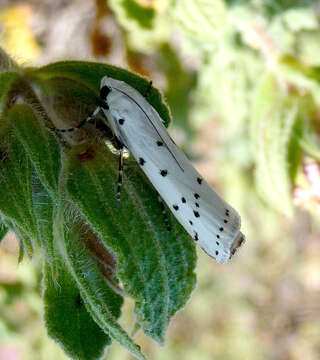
left=6, top=103, right=61, bottom=264
left=10, top=104, right=61, bottom=197
left=158, top=44, right=196, bottom=135
left=0, top=106, right=40, bottom=254
left=112, top=0, right=155, bottom=29
left=27, top=145, right=120, bottom=360
left=31, top=176, right=57, bottom=271
left=296, top=31, right=320, bottom=66
left=13, top=224, right=33, bottom=262
left=0, top=219, right=8, bottom=244
left=0, top=71, right=20, bottom=135
left=194, top=48, right=261, bottom=131
left=299, top=126, right=320, bottom=160
left=108, top=0, right=170, bottom=52
left=54, top=201, right=146, bottom=360
left=124, top=159, right=197, bottom=323
left=63, top=141, right=196, bottom=344
left=279, top=56, right=320, bottom=104
left=43, top=259, right=111, bottom=360
left=172, top=0, right=226, bottom=45
left=289, top=94, right=320, bottom=160
left=251, top=74, right=298, bottom=216
left=28, top=60, right=171, bottom=128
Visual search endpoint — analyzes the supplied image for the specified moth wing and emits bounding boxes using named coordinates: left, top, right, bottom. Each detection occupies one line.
left=102, top=77, right=244, bottom=263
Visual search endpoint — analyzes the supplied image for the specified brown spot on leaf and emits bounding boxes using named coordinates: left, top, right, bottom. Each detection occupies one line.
left=77, top=146, right=96, bottom=161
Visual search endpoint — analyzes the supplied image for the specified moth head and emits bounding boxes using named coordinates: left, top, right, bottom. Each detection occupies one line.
left=100, top=76, right=114, bottom=100
left=100, top=84, right=112, bottom=101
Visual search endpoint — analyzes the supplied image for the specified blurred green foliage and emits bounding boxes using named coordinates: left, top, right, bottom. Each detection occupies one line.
left=105, top=0, right=320, bottom=218
left=1, top=0, right=320, bottom=360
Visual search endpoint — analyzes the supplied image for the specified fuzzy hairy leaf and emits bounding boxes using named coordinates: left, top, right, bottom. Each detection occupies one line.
left=8, top=104, right=62, bottom=266
left=29, top=61, right=171, bottom=128
left=54, top=201, right=145, bottom=360
left=31, top=177, right=57, bottom=271
left=0, top=58, right=198, bottom=359
left=0, top=220, right=8, bottom=243
left=0, top=106, right=40, bottom=254
left=30, top=154, right=116, bottom=360
left=251, top=74, right=298, bottom=215
left=32, top=75, right=101, bottom=133
left=0, top=71, right=20, bottom=134
left=63, top=141, right=197, bottom=344
left=10, top=104, right=61, bottom=197
left=44, top=259, right=112, bottom=360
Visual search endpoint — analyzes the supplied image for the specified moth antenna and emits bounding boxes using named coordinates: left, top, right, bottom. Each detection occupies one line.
left=54, top=106, right=102, bottom=133
left=116, top=147, right=124, bottom=205
left=157, top=194, right=171, bottom=232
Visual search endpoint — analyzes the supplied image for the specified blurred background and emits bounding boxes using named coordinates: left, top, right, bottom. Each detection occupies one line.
left=1, top=0, right=320, bottom=359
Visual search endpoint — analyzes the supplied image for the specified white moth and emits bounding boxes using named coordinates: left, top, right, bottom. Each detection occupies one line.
left=99, top=76, right=245, bottom=264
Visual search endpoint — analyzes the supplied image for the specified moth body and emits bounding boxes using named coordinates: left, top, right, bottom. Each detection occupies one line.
left=99, top=76, right=245, bottom=264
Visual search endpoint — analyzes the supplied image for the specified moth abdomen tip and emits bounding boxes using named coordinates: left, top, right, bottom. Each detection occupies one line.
left=229, top=232, right=246, bottom=259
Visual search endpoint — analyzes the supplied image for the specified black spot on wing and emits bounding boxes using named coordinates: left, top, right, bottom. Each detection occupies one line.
left=193, top=210, right=200, bottom=218
left=173, top=205, right=179, bottom=211
left=139, top=157, right=145, bottom=166
left=181, top=197, right=186, bottom=203
left=119, top=118, right=125, bottom=125
left=114, top=85, right=185, bottom=172
left=160, top=169, right=168, bottom=177
left=197, top=177, right=203, bottom=185
left=189, top=220, right=193, bottom=225
left=195, top=202, right=199, bottom=208
left=194, top=193, right=200, bottom=199
left=157, top=141, right=163, bottom=146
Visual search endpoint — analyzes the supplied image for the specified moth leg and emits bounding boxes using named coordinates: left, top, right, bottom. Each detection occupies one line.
left=144, top=80, right=153, bottom=99
left=53, top=106, right=102, bottom=133
left=157, top=194, right=171, bottom=232
left=116, top=146, right=124, bottom=205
